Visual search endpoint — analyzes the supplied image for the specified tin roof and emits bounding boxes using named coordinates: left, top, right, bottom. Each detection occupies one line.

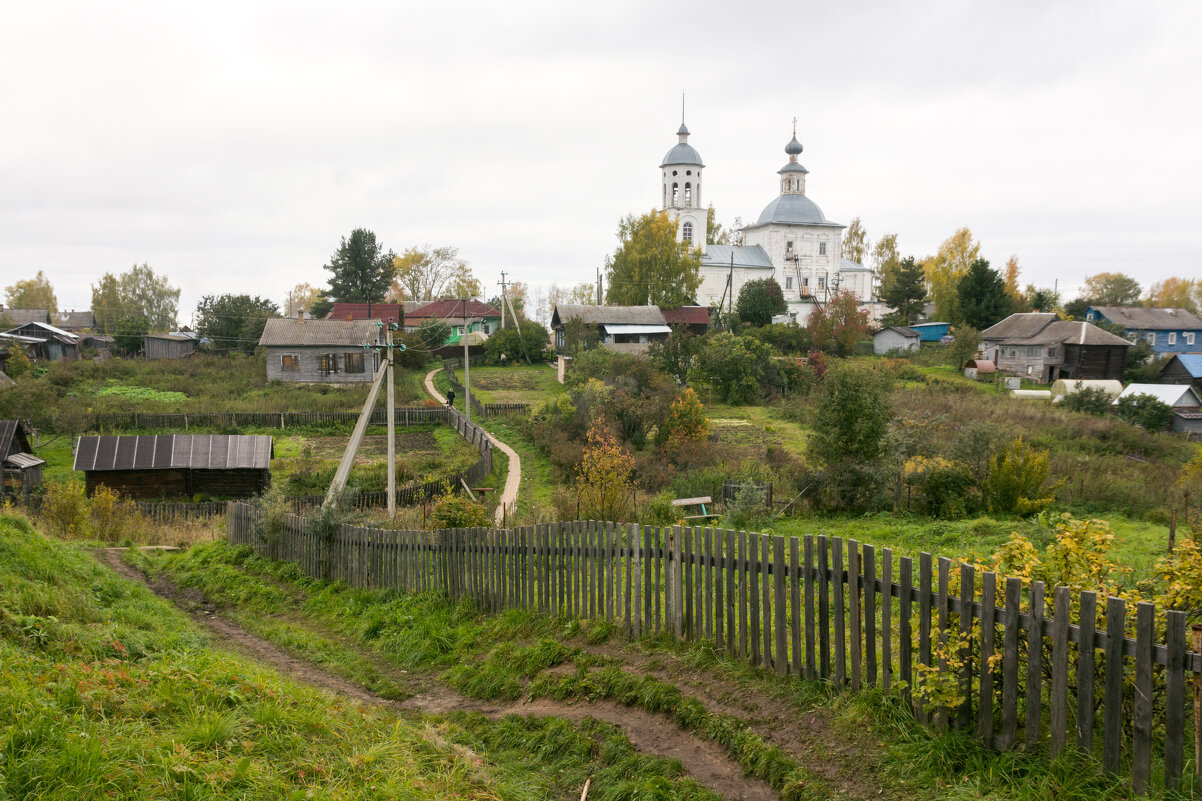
left=0, top=309, right=52, bottom=326
left=1113, top=384, right=1202, bottom=408
left=259, top=317, right=382, bottom=347
left=876, top=326, right=920, bottom=338
left=1166, top=354, right=1202, bottom=378
left=0, top=420, right=32, bottom=461
left=5, top=452, right=44, bottom=469
left=73, top=434, right=274, bottom=472
left=404, top=299, right=501, bottom=321
left=660, top=306, right=711, bottom=326
left=551, top=305, right=667, bottom=327
left=329, top=302, right=406, bottom=323
left=980, top=314, right=1130, bottom=347
left=701, top=244, right=774, bottom=269
left=1089, top=306, right=1202, bottom=331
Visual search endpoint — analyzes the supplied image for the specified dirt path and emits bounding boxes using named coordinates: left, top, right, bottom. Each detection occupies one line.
left=424, top=367, right=521, bottom=526
left=96, top=548, right=777, bottom=801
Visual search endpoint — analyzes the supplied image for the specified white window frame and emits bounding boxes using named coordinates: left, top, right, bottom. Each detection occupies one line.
left=819, top=242, right=828, bottom=256
left=785, top=276, right=793, bottom=290
left=1147, top=332, right=1156, bottom=345
left=1168, top=332, right=1177, bottom=345
left=1186, top=332, right=1196, bottom=345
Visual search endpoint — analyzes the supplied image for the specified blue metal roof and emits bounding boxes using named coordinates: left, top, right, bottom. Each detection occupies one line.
left=661, top=142, right=704, bottom=167
left=701, top=244, right=774, bottom=269
left=1174, top=353, right=1202, bottom=377
left=778, top=162, right=809, bottom=174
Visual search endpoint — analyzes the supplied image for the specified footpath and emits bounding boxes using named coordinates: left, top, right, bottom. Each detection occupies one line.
left=424, top=367, right=521, bottom=526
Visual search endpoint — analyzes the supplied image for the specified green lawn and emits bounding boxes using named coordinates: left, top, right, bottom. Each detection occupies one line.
left=455, top=363, right=563, bottom=406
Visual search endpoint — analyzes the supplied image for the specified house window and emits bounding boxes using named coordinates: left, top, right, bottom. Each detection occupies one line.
left=819, top=242, right=827, bottom=256
left=1168, top=332, right=1177, bottom=345
left=319, top=353, right=339, bottom=375
left=1147, top=332, right=1156, bottom=345
left=281, top=353, right=300, bottom=372
left=1027, top=365, right=1034, bottom=375
left=345, top=352, right=365, bottom=373
left=1047, top=346, right=1058, bottom=357
left=1187, top=332, right=1196, bottom=345
left=785, top=276, right=793, bottom=290
left=682, top=221, right=693, bottom=244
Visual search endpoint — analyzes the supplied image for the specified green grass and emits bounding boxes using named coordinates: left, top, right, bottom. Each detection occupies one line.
left=0, top=513, right=725, bottom=800
left=459, top=364, right=563, bottom=406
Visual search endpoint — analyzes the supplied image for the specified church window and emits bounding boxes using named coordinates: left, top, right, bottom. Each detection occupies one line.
left=672, top=170, right=678, bottom=176
left=672, top=183, right=679, bottom=203
left=818, top=277, right=826, bottom=289
left=785, top=276, right=793, bottom=290
left=682, top=221, right=693, bottom=244
left=819, top=242, right=827, bottom=256
left=686, top=170, right=691, bottom=175
left=684, top=182, right=692, bottom=204
left=785, top=240, right=794, bottom=256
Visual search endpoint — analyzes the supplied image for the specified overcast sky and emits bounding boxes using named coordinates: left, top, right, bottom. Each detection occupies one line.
left=2, top=0, right=1199, bottom=321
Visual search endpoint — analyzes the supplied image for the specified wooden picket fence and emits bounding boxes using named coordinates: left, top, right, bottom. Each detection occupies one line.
left=90, top=406, right=452, bottom=432
left=227, top=509, right=1202, bottom=795
left=441, top=361, right=531, bottom=418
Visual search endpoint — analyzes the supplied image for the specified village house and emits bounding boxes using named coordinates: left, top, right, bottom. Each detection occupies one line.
left=0, top=307, right=52, bottom=326
left=1113, top=384, right=1202, bottom=436
left=2, top=321, right=80, bottom=362
left=1159, top=354, right=1202, bottom=394
left=550, top=304, right=671, bottom=355
left=59, top=310, right=95, bottom=332
left=978, top=313, right=1130, bottom=383
left=0, top=420, right=44, bottom=497
left=660, top=306, right=711, bottom=337
left=1085, top=306, right=1202, bottom=355
left=258, top=317, right=381, bottom=383
left=873, top=326, right=920, bottom=355
left=403, top=299, right=503, bottom=344
left=74, top=434, right=273, bottom=499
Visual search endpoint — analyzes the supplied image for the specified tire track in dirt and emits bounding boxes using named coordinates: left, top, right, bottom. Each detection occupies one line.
left=96, top=549, right=778, bottom=801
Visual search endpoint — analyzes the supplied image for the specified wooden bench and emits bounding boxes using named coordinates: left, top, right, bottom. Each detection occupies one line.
left=672, top=495, right=720, bottom=521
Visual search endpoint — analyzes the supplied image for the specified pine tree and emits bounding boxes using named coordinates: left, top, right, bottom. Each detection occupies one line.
left=324, top=229, right=395, bottom=303
left=957, top=258, right=1012, bottom=330
left=880, top=257, right=927, bottom=324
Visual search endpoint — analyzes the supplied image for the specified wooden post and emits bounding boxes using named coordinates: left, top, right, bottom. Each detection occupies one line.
left=957, top=563, right=975, bottom=730
left=832, top=537, right=846, bottom=686
left=1162, top=611, right=1186, bottom=791
left=977, top=572, right=996, bottom=744
left=863, top=544, right=876, bottom=688
left=848, top=540, right=861, bottom=691
left=1001, top=577, right=1021, bottom=749
left=1077, top=591, right=1097, bottom=753
left=1131, top=602, right=1154, bottom=794
left=1102, top=596, right=1125, bottom=774
left=386, top=324, right=396, bottom=518
left=1025, top=581, right=1045, bottom=746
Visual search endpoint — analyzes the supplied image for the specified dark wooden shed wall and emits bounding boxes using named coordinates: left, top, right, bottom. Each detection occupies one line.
left=1060, top=344, right=1126, bottom=381
left=1160, top=358, right=1202, bottom=393
left=84, top=468, right=268, bottom=499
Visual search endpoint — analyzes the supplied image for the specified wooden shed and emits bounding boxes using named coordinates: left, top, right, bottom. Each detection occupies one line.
left=73, top=434, right=272, bottom=499
left=0, top=420, right=44, bottom=496
left=1159, top=354, right=1202, bottom=394
left=143, top=333, right=198, bottom=359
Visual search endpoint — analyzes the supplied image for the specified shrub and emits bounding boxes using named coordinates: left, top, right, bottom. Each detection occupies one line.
left=1059, top=386, right=1114, bottom=416
left=431, top=492, right=490, bottom=528
left=722, top=482, right=772, bottom=530
left=482, top=320, right=549, bottom=366
left=694, top=332, right=776, bottom=404
left=41, top=481, right=90, bottom=539
left=906, top=457, right=975, bottom=519
left=660, top=387, right=709, bottom=446
left=809, top=364, right=893, bottom=465
left=89, top=485, right=143, bottom=544
left=5, top=344, right=31, bottom=378
left=1114, top=393, right=1173, bottom=431
left=575, top=419, right=635, bottom=522
left=983, top=437, right=1056, bottom=515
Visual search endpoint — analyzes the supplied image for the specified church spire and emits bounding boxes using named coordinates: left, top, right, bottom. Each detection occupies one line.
left=779, top=121, right=808, bottom=195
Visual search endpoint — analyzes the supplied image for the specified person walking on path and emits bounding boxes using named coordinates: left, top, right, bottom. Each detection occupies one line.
left=446, top=387, right=455, bottom=408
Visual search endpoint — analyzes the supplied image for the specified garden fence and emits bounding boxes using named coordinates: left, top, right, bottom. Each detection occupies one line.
left=441, top=361, right=530, bottom=418
left=227, top=505, right=1202, bottom=796
left=90, top=406, right=452, bottom=432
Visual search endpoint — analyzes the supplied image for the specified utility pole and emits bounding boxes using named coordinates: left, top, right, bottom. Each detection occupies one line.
left=498, top=270, right=508, bottom=329
left=462, top=297, right=471, bottom=424
left=728, top=253, right=734, bottom=332
left=385, top=319, right=396, bottom=518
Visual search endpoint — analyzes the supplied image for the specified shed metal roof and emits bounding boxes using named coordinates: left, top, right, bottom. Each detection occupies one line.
left=876, top=326, right=920, bottom=338
left=73, top=435, right=274, bottom=472
left=1112, top=384, right=1202, bottom=408
left=600, top=324, right=672, bottom=335
left=259, top=318, right=382, bottom=347
left=5, top=452, right=44, bottom=469
left=660, top=306, right=711, bottom=326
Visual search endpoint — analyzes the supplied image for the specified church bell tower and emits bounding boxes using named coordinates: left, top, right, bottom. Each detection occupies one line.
left=659, top=107, right=706, bottom=247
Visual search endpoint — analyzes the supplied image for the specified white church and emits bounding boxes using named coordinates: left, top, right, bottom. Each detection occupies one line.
left=659, top=120, right=884, bottom=323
